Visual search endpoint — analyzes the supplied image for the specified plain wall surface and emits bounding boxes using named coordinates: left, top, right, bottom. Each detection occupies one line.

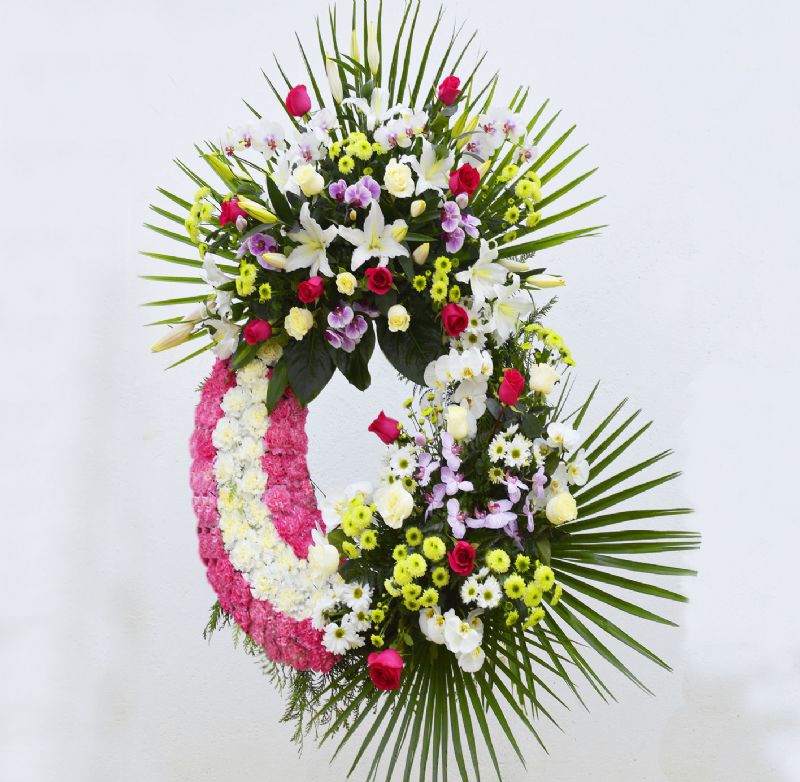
left=1, top=0, right=799, bottom=779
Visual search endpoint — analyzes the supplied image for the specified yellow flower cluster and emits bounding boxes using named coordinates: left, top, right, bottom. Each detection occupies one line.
left=524, top=323, right=576, bottom=366
left=338, top=494, right=379, bottom=558
left=383, top=528, right=450, bottom=611
left=184, top=186, right=212, bottom=244
left=491, top=555, right=562, bottom=629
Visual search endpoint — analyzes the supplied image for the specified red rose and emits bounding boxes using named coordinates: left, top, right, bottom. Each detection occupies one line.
left=367, top=648, right=404, bottom=691
left=219, top=197, right=247, bottom=227
left=441, top=302, right=469, bottom=337
left=297, top=275, right=325, bottom=303
left=448, top=540, right=477, bottom=576
left=285, top=84, right=311, bottom=117
left=243, top=319, right=273, bottom=345
left=437, top=75, right=462, bottom=106
left=448, top=163, right=481, bottom=198
left=364, top=266, right=394, bottom=295
left=368, top=411, right=401, bottom=444
left=498, top=368, right=526, bottom=406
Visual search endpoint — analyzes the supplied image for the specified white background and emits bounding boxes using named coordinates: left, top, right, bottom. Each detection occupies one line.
left=1, top=0, right=799, bottom=779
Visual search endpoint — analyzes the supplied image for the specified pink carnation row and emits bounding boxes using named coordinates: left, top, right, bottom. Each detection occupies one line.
left=190, top=358, right=336, bottom=672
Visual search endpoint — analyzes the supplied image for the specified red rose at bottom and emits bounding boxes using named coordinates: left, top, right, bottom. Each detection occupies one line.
left=367, top=648, right=404, bottom=691
left=448, top=540, right=477, bottom=576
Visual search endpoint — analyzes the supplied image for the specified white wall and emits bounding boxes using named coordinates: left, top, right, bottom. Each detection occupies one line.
left=1, top=0, right=798, bottom=779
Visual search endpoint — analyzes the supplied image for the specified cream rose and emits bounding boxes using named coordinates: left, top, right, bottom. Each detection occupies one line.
left=384, top=160, right=415, bottom=198
left=293, top=164, right=325, bottom=196
left=336, top=272, right=357, bottom=296
left=284, top=307, right=314, bottom=340
left=445, top=404, right=469, bottom=441
left=530, top=363, right=560, bottom=395
left=374, top=483, right=414, bottom=529
left=545, top=491, right=578, bottom=525
left=387, top=304, right=411, bottom=333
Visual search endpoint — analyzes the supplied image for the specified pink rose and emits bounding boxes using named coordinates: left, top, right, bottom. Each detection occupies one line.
left=449, top=163, right=481, bottom=198
left=367, top=648, right=404, bottom=691
left=219, top=197, right=247, bottom=227
left=437, top=75, right=462, bottom=106
left=243, top=319, right=273, bottom=345
left=364, top=266, right=394, bottom=295
left=368, top=411, right=401, bottom=444
left=285, top=85, right=311, bottom=117
left=440, top=302, right=469, bottom=337
left=498, top=368, right=525, bottom=406
left=297, top=275, right=325, bottom=303
left=447, top=540, right=477, bottom=576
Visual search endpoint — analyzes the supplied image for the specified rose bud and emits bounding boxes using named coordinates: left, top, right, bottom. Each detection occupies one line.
left=297, top=275, right=325, bottom=303
left=437, top=75, right=462, bottom=106
left=367, top=648, right=404, bottom=691
left=285, top=84, right=312, bottom=117
left=243, top=319, right=273, bottom=345
left=448, top=163, right=481, bottom=198
left=498, top=368, right=525, bottom=406
left=218, top=197, right=248, bottom=227
left=368, top=411, right=401, bottom=444
left=440, top=302, right=469, bottom=337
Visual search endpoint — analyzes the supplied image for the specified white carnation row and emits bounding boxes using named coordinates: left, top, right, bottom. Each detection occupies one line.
left=212, top=355, right=339, bottom=621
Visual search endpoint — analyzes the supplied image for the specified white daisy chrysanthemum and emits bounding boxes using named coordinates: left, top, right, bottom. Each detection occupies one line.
left=460, top=577, right=481, bottom=605
left=475, top=576, right=502, bottom=609
left=322, top=621, right=362, bottom=654
left=505, top=434, right=533, bottom=468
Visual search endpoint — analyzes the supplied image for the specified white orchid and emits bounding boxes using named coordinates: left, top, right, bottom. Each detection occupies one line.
left=491, top=277, right=535, bottom=343
left=252, top=120, right=286, bottom=159
left=455, top=240, right=508, bottom=305
left=342, top=87, right=404, bottom=130
left=306, top=107, right=338, bottom=140
left=271, top=153, right=301, bottom=195
left=338, top=201, right=409, bottom=270
left=286, top=203, right=338, bottom=277
left=403, top=140, right=454, bottom=195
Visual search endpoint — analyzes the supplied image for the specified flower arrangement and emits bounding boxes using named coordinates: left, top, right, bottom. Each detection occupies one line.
left=147, top=3, right=698, bottom=780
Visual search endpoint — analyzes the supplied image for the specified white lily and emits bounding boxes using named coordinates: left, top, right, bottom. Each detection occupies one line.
left=202, top=255, right=232, bottom=287
left=286, top=203, right=338, bottom=277
left=491, top=277, right=535, bottom=343
left=207, top=319, right=240, bottom=360
left=342, top=87, right=404, bottom=130
left=455, top=240, right=508, bottom=305
left=338, top=201, right=410, bottom=270
left=271, top=153, right=300, bottom=195
left=403, top=140, right=454, bottom=195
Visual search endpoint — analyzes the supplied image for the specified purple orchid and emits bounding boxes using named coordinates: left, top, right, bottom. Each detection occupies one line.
left=325, top=329, right=356, bottom=352
left=329, top=179, right=347, bottom=202
left=360, top=175, right=381, bottom=200
left=413, top=433, right=427, bottom=447
left=345, top=182, right=373, bottom=208
left=344, top=314, right=368, bottom=340
left=447, top=498, right=469, bottom=539
left=439, top=466, right=474, bottom=496
left=440, top=200, right=481, bottom=253
left=440, top=432, right=462, bottom=471
left=503, top=518, right=524, bottom=549
left=425, top=483, right=447, bottom=519
left=327, top=304, right=354, bottom=329
left=530, top=467, right=547, bottom=499
left=353, top=301, right=380, bottom=318
left=483, top=499, right=518, bottom=529
left=415, top=452, right=441, bottom=488
left=236, top=232, right=277, bottom=260
left=501, top=473, right=529, bottom=504
left=461, top=213, right=481, bottom=239
left=444, top=226, right=466, bottom=253
left=441, top=201, right=461, bottom=233
left=524, top=497, right=536, bottom=533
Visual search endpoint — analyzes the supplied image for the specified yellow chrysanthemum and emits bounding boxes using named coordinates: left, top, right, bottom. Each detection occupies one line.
left=258, top=283, right=272, bottom=302
left=406, top=553, right=427, bottom=578
left=338, top=155, right=355, bottom=174
left=420, top=588, right=439, bottom=608
left=431, top=566, right=450, bottom=587
left=503, top=574, right=526, bottom=599
left=486, top=549, right=511, bottom=574
left=422, top=536, right=446, bottom=562
left=413, top=275, right=427, bottom=291
left=405, top=527, right=423, bottom=546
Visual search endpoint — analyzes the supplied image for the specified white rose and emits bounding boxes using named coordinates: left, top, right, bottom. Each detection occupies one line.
left=529, top=363, right=560, bottom=395
left=374, top=483, right=414, bottom=529
left=256, top=339, right=283, bottom=366
left=446, top=404, right=472, bottom=441
left=387, top=304, right=411, bottom=333
left=545, top=491, right=578, bottom=525
left=308, top=541, right=341, bottom=577
left=384, top=160, right=415, bottom=198
left=284, top=307, right=314, bottom=340
left=293, top=164, right=325, bottom=196
left=336, top=272, right=357, bottom=296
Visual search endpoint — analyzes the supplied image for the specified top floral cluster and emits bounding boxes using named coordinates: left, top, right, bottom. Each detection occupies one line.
left=151, top=39, right=574, bottom=405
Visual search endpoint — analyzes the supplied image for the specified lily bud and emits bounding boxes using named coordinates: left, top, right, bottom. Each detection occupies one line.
left=367, top=21, right=380, bottom=75
left=235, top=196, right=278, bottom=224
left=410, top=199, right=426, bottom=218
left=499, top=258, right=532, bottom=273
left=478, top=159, right=492, bottom=177
left=412, top=242, right=430, bottom=265
left=325, top=54, right=343, bottom=104
left=349, top=209, right=358, bottom=221
left=526, top=274, right=566, bottom=289
left=203, top=153, right=238, bottom=188
left=351, top=29, right=360, bottom=63
left=151, top=306, right=205, bottom=353
left=455, top=116, right=479, bottom=148
left=391, top=222, right=408, bottom=242
left=262, top=252, right=288, bottom=270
